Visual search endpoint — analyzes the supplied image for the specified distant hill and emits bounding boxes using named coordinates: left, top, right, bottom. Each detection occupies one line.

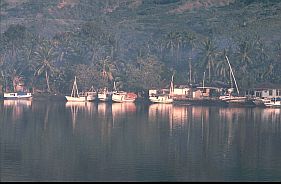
left=1, top=0, right=281, bottom=43
left=1, top=0, right=281, bottom=91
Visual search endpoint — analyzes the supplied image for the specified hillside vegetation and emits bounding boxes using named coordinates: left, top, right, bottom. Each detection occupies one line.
left=1, top=0, right=281, bottom=94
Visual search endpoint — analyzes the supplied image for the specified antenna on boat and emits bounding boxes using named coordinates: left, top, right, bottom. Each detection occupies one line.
left=89, top=85, right=94, bottom=92
left=113, top=81, right=117, bottom=91
left=225, top=56, right=240, bottom=95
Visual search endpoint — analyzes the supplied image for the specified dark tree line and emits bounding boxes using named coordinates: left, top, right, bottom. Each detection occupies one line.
left=0, top=23, right=281, bottom=95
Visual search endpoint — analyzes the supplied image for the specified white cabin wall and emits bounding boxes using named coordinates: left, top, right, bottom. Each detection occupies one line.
left=257, top=89, right=281, bottom=98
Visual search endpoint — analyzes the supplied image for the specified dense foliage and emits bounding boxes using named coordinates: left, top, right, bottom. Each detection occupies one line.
left=0, top=0, right=281, bottom=94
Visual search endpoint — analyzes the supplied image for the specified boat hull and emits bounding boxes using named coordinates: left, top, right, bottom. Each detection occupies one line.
left=84, top=92, right=97, bottom=101
left=249, top=97, right=266, bottom=106
left=65, top=96, right=87, bottom=102
left=112, top=96, right=136, bottom=103
left=85, top=95, right=96, bottom=102
left=219, top=95, right=247, bottom=102
left=112, top=95, right=135, bottom=103
left=263, top=100, right=281, bottom=108
left=149, top=96, right=173, bottom=104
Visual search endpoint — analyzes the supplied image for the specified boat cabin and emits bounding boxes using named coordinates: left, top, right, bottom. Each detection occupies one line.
left=173, top=85, right=192, bottom=99
left=149, top=89, right=170, bottom=96
left=246, top=83, right=281, bottom=99
left=193, top=87, right=221, bottom=99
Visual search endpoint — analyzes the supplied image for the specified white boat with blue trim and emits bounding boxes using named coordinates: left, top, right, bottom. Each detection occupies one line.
left=4, top=92, right=32, bottom=100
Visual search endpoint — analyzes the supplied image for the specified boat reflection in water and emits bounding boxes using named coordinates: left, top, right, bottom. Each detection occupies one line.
left=111, top=102, right=136, bottom=115
left=261, top=108, right=281, bottom=122
left=148, top=104, right=209, bottom=133
left=148, top=104, right=251, bottom=154
left=219, top=107, right=281, bottom=125
left=111, top=102, right=136, bottom=127
left=1, top=100, right=281, bottom=181
left=148, top=104, right=173, bottom=117
left=97, top=102, right=111, bottom=116
left=3, top=99, right=32, bottom=106
left=148, top=103, right=174, bottom=131
left=2, top=100, right=32, bottom=121
left=65, top=102, right=96, bottom=131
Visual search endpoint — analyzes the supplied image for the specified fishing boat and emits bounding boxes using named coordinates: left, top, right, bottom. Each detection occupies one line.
left=219, top=88, right=247, bottom=103
left=219, top=56, right=249, bottom=105
left=3, top=92, right=32, bottom=100
left=149, top=75, right=174, bottom=104
left=84, top=86, right=97, bottom=102
left=65, top=76, right=88, bottom=102
left=112, top=91, right=137, bottom=103
left=149, top=94, right=173, bottom=103
left=262, top=98, right=281, bottom=108
left=110, top=81, right=137, bottom=103
left=97, top=87, right=112, bottom=102
left=251, top=97, right=266, bottom=106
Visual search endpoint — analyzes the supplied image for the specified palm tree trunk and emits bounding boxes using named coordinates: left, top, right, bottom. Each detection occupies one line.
left=91, top=48, right=96, bottom=63
left=208, top=60, right=211, bottom=82
left=12, top=73, right=18, bottom=92
left=160, top=44, right=164, bottom=60
left=60, top=51, right=64, bottom=62
left=176, top=42, right=180, bottom=62
left=111, top=45, right=114, bottom=59
left=189, top=58, right=192, bottom=83
left=189, top=47, right=193, bottom=83
left=45, top=70, right=50, bottom=92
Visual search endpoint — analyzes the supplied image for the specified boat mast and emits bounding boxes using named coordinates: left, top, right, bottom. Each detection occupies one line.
left=169, top=74, right=174, bottom=97
left=225, top=56, right=239, bottom=95
left=202, top=71, right=205, bottom=97
left=229, top=67, right=233, bottom=89
left=71, top=76, right=79, bottom=97
left=202, top=71, right=205, bottom=89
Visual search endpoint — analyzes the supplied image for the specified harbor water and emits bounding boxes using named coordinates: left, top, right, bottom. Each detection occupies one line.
left=0, top=100, right=280, bottom=181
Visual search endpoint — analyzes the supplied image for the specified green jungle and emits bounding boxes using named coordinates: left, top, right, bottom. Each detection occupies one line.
left=1, top=0, right=281, bottom=94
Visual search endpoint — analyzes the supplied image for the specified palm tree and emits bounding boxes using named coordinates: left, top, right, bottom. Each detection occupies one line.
left=199, top=38, right=217, bottom=82
left=53, top=31, right=75, bottom=63
left=254, top=37, right=269, bottom=82
left=236, top=40, right=253, bottom=74
left=165, top=32, right=177, bottom=59
left=33, top=39, right=58, bottom=92
left=182, top=31, right=197, bottom=83
left=155, top=39, right=165, bottom=60
left=107, top=33, right=116, bottom=60
left=261, top=42, right=281, bottom=82
left=97, top=56, right=118, bottom=88
left=3, top=24, right=27, bottom=61
left=174, top=32, right=183, bottom=63
left=0, top=56, right=5, bottom=92
left=215, top=48, right=232, bottom=84
left=234, top=39, right=255, bottom=88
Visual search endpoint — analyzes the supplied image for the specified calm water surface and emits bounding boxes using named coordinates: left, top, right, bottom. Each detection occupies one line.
left=0, top=100, right=281, bottom=181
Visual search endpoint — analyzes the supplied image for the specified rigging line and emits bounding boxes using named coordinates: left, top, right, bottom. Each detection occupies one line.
left=225, top=55, right=239, bottom=95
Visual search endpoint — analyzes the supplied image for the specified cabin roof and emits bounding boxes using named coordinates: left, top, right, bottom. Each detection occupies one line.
left=174, top=85, right=190, bottom=89
left=197, top=86, right=221, bottom=90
